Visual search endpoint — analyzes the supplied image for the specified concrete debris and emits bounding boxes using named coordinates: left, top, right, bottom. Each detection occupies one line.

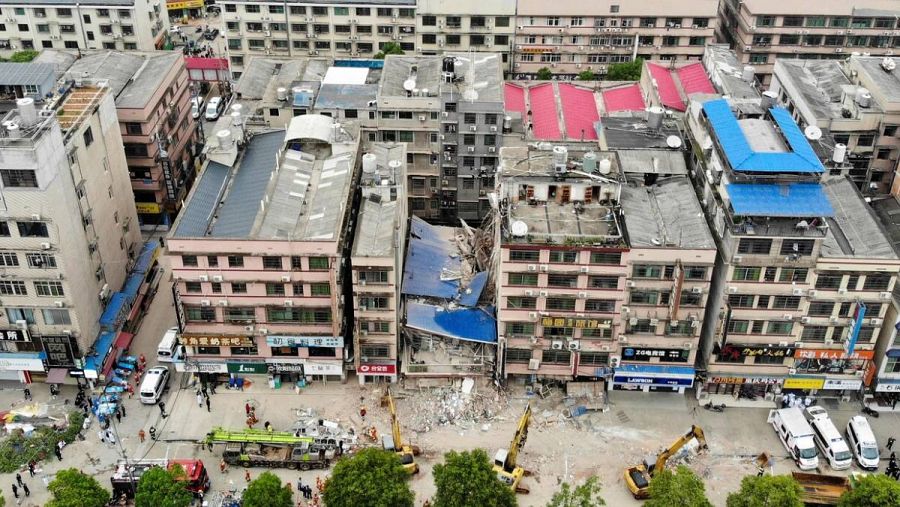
left=291, top=407, right=359, bottom=447
left=401, top=386, right=506, bottom=433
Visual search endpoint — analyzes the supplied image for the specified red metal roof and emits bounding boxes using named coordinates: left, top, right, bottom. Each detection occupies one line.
left=559, top=84, right=599, bottom=140
left=529, top=84, right=561, bottom=140
left=503, top=83, right=526, bottom=115
left=676, top=62, right=715, bottom=95
left=184, top=57, right=228, bottom=70
left=602, top=84, right=646, bottom=112
left=647, top=63, right=686, bottom=112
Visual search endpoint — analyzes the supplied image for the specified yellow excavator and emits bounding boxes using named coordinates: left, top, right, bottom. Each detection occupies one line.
left=624, top=425, right=708, bottom=499
left=382, top=388, right=420, bottom=474
left=493, top=403, right=532, bottom=494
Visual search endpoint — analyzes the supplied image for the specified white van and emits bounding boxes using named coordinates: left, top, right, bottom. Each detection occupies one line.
left=805, top=406, right=852, bottom=470
left=157, top=327, right=180, bottom=363
left=205, top=96, right=223, bottom=120
left=846, top=416, right=880, bottom=470
left=768, top=407, right=819, bottom=470
left=139, top=366, right=170, bottom=405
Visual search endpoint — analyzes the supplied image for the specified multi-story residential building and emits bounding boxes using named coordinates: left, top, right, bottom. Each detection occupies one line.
left=415, top=0, right=515, bottom=67
left=218, top=0, right=416, bottom=79
left=718, top=0, right=900, bottom=86
left=167, top=114, right=359, bottom=383
left=0, top=82, right=141, bottom=383
left=59, top=51, right=198, bottom=229
left=351, top=143, right=407, bottom=384
left=0, top=0, right=168, bottom=54
left=871, top=198, right=900, bottom=409
left=511, top=0, right=718, bottom=79
left=686, top=96, right=900, bottom=403
left=376, top=53, right=503, bottom=224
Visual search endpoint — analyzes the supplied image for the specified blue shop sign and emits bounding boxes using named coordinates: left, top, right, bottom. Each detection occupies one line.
left=613, top=375, right=694, bottom=387
left=612, top=364, right=695, bottom=388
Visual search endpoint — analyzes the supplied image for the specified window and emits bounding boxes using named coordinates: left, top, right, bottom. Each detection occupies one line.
left=863, top=274, right=891, bottom=291
left=0, top=280, right=25, bottom=295
left=311, top=283, right=331, bottom=296
left=831, top=17, right=849, bottom=27
left=857, top=133, right=875, bottom=147
left=0, top=169, right=37, bottom=188
left=309, top=257, right=329, bottom=270
left=211, top=283, right=222, bottom=293
left=780, top=240, right=814, bottom=256
left=361, top=320, right=391, bottom=334
left=805, top=16, right=825, bottom=27
left=589, top=276, right=618, bottom=289
left=590, top=252, right=621, bottom=265
left=547, top=16, right=560, bottom=26
left=289, top=6, right=305, bottom=15
left=26, top=253, right=55, bottom=268
left=737, top=238, right=772, bottom=255
left=506, top=348, right=532, bottom=363
left=422, top=15, right=436, bottom=26
left=628, top=319, right=654, bottom=334
left=609, top=5, right=620, bottom=13
left=377, top=8, right=392, bottom=16
left=262, top=256, right=282, bottom=270
left=816, top=273, right=843, bottom=290
left=185, top=281, right=202, bottom=293
left=630, top=290, right=659, bottom=305
left=34, top=281, right=64, bottom=297
left=779, top=268, right=808, bottom=283
left=230, top=282, right=247, bottom=294
left=779, top=34, right=800, bottom=45
left=333, top=6, right=348, bottom=15
left=292, top=283, right=304, bottom=296
left=265, top=283, right=286, bottom=296
left=689, top=36, right=706, bottom=46
left=509, top=273, right=538, bottom=286
left=0, top=252, right=17, bottom=267
left=749, top=54, right=768, bottom=65
left=42, top=308, right=71, bottom=325
left=224, top=307, right=257, bottom=323
left=17, top=222, right=48, bottom=237
left=507, top=322, right=535, bottom=336
left=549, top=251, right=577, bottom=263
left=358, top=271, right=388, bottom=284
left=510, top=250, right=539, bottom=262
left=782, top=16, right=803, bottom=27
left=772, top=296, right=801, bottom=310
left=507, top=296, right=537, bottom=309
left=542, top=349, right=571, bottom=364
left=359, top=296, right=388, bottom=310
left=182, top=255, right=198, bottom=267
left=683, top=266, right=707, bottom=280
left=808, top=302, right=834, bottom=317
left=728, top=294, right=755, bottom=308
left=732, top=267, right=761, bottom=281
left=766, top=321, right=794, bottom=335
left=207, top=256, right=218, bottom=268
left=633, top=265, right=662, bottom=279
left=185, top=306, right=216, bottom=322
left=801, top=326, right=828, bottom=342
left=584, top=299, right=616, bottom=312
left=546, top=273, right=578, bottom=289
left=728, top=319, right=750, bottom=334
left=680, top=291, right=702, bottom=306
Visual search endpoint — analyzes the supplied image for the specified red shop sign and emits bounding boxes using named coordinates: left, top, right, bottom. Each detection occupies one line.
left=358, top=363, right=396, bottom=375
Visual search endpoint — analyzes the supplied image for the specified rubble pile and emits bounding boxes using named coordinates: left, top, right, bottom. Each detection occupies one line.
left=402, top=387, right=507, bottom=433
left=291, top=408, right=359, bottom=449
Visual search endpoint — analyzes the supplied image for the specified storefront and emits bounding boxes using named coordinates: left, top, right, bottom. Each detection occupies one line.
left=703, top=375, right=784, bottom=399
left=166, top=0, right=205, bottom=19
left=0, top=353, right=46, bottom=383
left=266, top=360, right=306, bottom=389
left=792, top=349, right=874, bottom=377
left=610, top=364, right=695, bottom=394
left=357, top=362, right=397, bottom=384
left=266, top=336, right=345, bottom=382
left=871, top=378, right=900, bottom=409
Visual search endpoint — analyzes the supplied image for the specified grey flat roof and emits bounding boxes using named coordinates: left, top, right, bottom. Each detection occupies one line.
left=0, top=63, right=54, bottom=86
left=855, top=57, right=900, bottom=103
left=65, top=51, right=181, bottom=109
left=620, top=178, right=716, bottom=249
left=820, top=177, right=897, bottom=259
left=379, top=52, right=503, bottom=102
left=618, top=150, right=687, bottom=176
left=353, top=197, right=398, bottom=257
left=315, top=83, right=378, bottom=109
left=777, top=60, right=854, bottom=120
left=235, top=58, right=308, bottom=101
left=173, top=162, right=230, bottom=238
left=599, top=115, right=683, bottom=149
left=871, top=196, right=900, bottom=255
left=32, top=50, right=78, bottom=80
left=704, top=44, right=758, bottom=100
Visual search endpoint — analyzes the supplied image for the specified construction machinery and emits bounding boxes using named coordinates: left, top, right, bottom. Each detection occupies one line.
left=624, top=425, right=708, bottom=499
left=204, top=428, right=340, bottom=470
left=381, top=388, right=420, bottom=474
left=494, top=402, right=532, bottom=494
left=792, top=472, right=851, bottom=505
left=111, top=458, right=211, bottom=499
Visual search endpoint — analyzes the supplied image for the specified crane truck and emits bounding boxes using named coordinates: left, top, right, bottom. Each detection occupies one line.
left=111, top=458, right=211, bottom=499
left=382, top=388, right=421, bottom=474
left=624, top=425, right=708, bottom=499
left=494, top=403, right=532, bottom=494
left=204, top=428, right=340, bottom=470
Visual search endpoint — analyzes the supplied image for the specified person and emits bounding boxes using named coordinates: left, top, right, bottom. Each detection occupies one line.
left=220, top=459, right=227, bottom=473
left=21, top=483, right=28, bottom=497
left=246, top=416, right=254, bottom=429
left=359, top=407, right=367, bottom=422
left=27, top=461, right=34, bottom=477
left=245, top=470, right=251, bottom=482
left=205, top=396, right=211, bottom=412
left=23, top=388, right=31, bottom=401
left=245, top=403, right=251, bottom=415
left=264, top=421, right=272, bottom=432
left=115, top=409, right=122, bottom=424
left=139, top=429, right=146, bottom=443
left=888, top=437, right=896, bottom=451
left=120, top=404, right=126, bottom=418
left=297, top=477, right=303, bottom=491
left=107, top=430, right=117, bottom=446
left=54, top=445, right=62, bottom=461
left=15, top=473, right=22, bottom=487
left=197, top=391, right=203, bottom=407
left=139, top=353, right=146, bottom=368
left=11, top=484, right=17, bottom=500
left=159, top=400, right=167, bottom=418
left=127, top=383, right=134, bottom=399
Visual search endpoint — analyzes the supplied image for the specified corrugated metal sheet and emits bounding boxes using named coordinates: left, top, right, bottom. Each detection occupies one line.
left=648, top=63, right=685, bottom=111
left=401, top=217, right=462, bottom=299
left=602, top=84, right=646, bottom=112
left=676, top=62, right=715, bottom=95
left=0, top=63, right=54, bottom=86
left=173, top=162, right=230, bottom=238
left=458, top=271, right=488, bottom=307
left=726, top=183, right=834, bottom=217
left=405, top=302, right=497, bottom=344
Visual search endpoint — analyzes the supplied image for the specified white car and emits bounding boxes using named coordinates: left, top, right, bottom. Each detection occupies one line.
left=191, top=96, right=204, bottom=119
left=168, top=25, right=182, bottom=34
left=205, top=96, right=223, bottom=121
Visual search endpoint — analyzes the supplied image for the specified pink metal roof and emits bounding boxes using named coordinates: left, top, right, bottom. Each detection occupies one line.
left=185, top=57, right=228, bottom=70
left=602, top=84, right=646, bottom=112
left=529, top=84, right=561, bottom=140
left=559, top=84, right=599, bottom=140
left=503, top=83, right=526, bottom=115
left=647, top=63, right=686, bottom=112
left=676, top=62, right=715, bottom=96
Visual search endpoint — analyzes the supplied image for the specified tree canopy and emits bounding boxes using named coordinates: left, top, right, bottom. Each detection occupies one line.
left=645, top=466, right=712, bottom=507
left=606, top=59, right=644, bottom=81
left=536, top=67, right=553, bottom=80
left=323, top=448, right=414, bottom=507
left=375, top=42, right=405, bottom=59
left=726, top=475, right=803, bottom=507
left=433, top=449, right=516, bottom=507
left=135, top=464, right=193, bottom=507
left=243, top=471, right=293, bottom=507
left=838, top=474, right=900, bottom=507
left=546, top=476, right=605, bottom=507
left=577, top=71, right=596, bottom=81
left=47, top=468, right=111, bottom=507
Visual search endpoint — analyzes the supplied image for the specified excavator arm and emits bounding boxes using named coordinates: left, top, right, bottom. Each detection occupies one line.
left=504, top=403, right=532, bottom=471
left=652, top=425, right=707, bottom=475
left=387, top=388, right=403, bottom=449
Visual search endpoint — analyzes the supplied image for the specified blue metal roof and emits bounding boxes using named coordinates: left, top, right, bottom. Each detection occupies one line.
left=402, top=217, right=462, bottom=299
left=293, top=92, right=313, bottom=108
left=702, top=99, right=824, bottom=174
left=334, top=59, right=384, bottom=69
left=84, top=330, right=117, bottom=373
left=173, top=161, right=230, bottom=237
left=458, top=271, right=488, bottom=307
left=405, top=302, right=497, bottom=344
left=727, top=183, right=835, bottom=218
left=99, top=293, right=130, bottom=330
left=122, top=241, right=160, bottom=298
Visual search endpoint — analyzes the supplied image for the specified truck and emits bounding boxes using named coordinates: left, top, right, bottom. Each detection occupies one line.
left=768, top=407, right=819, bottom=470
left=205, top=428, right=340, bottom=470
left=792, top=472, right=851, bottom=505
left=624, top=425, right=708, bottom=499
left=111, top=459, right=211, bottom=499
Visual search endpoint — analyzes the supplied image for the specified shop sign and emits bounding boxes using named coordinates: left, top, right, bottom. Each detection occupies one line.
left=166, top=0, right=205, bottom=12
left=622, top=347, right=690, bottom=363
left=267, top=336, right=344, bottom=348
left=875, top=381, right=900, bottom=392
left=226, top=362, right=269, bottom=374
left=718, top=344, right=794, bottom=360
left=267, top=362, right=305, bottom=373
left=135, top=202, right=161, bottom=214
left=181, top=335, right=255, bottom=347
left=68, top=370, right=85, bottom=378
left=541, top=316, right=612, bottom=329
left=795, top=349, right=875, bottom=360
left=177, top=362, right=228, bottom=373
left=711, top=377, right=745, bottom=385
left=613, top=375, right=694, bottom=387
left=823, top=378, right=863, bottom=390
left=0, top=329, right=30, bottom=342
left=0, top=357, right=44, bottom=371
left=886, top=349, right=900, bottom=358
left=520, top=47, right=553, bottom=54
left=42, top=335, right=77, bottom=367
left=358, top=363, right=396, bottom=375
left=304, top=361, right=343, bottom=376
left=783, top=377, right=825, bottom=390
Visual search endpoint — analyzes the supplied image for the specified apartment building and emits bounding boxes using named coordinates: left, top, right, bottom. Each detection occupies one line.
left=0, top=0, right=168, bottom=55
left=718, top=0, right=900, bottom=86
left=57, top=51, right=198, bottom=229
left=0, top=82, right=141, bottom=383
left=376, top=53, right=503, bottom=224
left=166, top=115, right=359, bottom=382
left=686, top=97, right=900, bottom=403
left=415, top=0, right=515, bottom=67
left=511, top=0, right=718, bottom=79
left=351, top=144, right=407, bottom=384
left=218, top=0, right=416, bottom=78
left=871, top=199, right=900, bottom=409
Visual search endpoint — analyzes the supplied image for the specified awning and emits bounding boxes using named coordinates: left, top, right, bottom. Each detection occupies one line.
left=46, top=368, right=68, bottom=384
left=114, top=332, right=134, bottom=350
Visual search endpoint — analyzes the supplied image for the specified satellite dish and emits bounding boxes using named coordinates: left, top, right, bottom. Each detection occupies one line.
left=666, top=135, right=683, bottom=149
left=804, top=125, right=823, bottom=141
left=403, top=79, right=416, bottom=91
left=510, top=220, right=529, bottom=237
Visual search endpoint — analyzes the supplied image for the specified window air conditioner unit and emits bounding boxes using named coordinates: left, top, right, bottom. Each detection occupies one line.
left=580, top=266, right=589, bottom=273
left=524, top=290, right=535, bottom=297
left=284, top=300, right=293, bottom=307
left=527, top=358, right=540, bottom=370
left=792, top=288, right=804, bottom=296
left=539, top=290, right=548, bottom=297
left=200, top=300, right=211, bottom=306
left=54, top=301, right=65, bottom=308
left=568, top=341, right=580, bottom=351
left=281, top=275, right=291, bottom=282
left=527, top=264, right=537, bottom=272
left=728, top=286, right=738, bottom=294
left=528, top=312, right=539, bottom=320
left=551, top=340, right=564, bottom=350
left=692, top=286, right=703, bottom=294
left=198, top=275, right=209, bottom=282
left=539, top=265, right=549, bottom=272
left=212, top=275, right=223, bottom=283
left=218, top=300, right=229, bottom=306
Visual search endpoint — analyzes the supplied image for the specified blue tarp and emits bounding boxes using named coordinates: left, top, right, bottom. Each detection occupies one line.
left=405, top=302, right=497, bottom=344
left=402, top=217, right=462, bottom=299
left=727, top=183, right=834, bottom=218
left=84, top=330, right=117, bottom=373
left=334, top=59, right=384, bottom=69
left=99, top=293, right=129, bottom=331
left=458, top=272, right=488, bottom=307
left=702, top=99, right=825, bottom=174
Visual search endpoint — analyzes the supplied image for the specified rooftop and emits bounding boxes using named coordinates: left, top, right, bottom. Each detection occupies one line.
left=32, top=50, right=79, bottom=80
left=380, top=53, right=503, bottom=102
left=598, top=114, right=683, bottom=150
left=229, top=0, right=412, bottom=4
left=703, top=44, right=759, bottom=101
left=0, top=63, right=55, bottom=87
left=732, top=0, right=900, bottom=16
left=0, top=0, right=133, bottom=4
left=504, top=82, right=601, bottom=141
left=852, top=56, right=900, bottom=104
left=617, top=149, right=688, bottom=176
left=871, top=196, right=900, bottom=254
left=64, top=51, right=183, bottom=109
left=820, top=177, right=897, bottom=259
left=776, top=60, right=859, bottom=120
left=602, top=84, right=647, bottom=113
left=619, top=178, right=715, bottom=249
left=315, top=64, right=382, bottom=110
left=645, top=61, right=715, bottom=112
left=352, top=143, right=406, bottom=258
left=235, top=57, right=329, bottom=104
left=402, top=217, right=486, bottom=305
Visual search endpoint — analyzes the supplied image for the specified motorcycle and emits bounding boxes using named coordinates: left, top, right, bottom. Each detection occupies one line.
left=862, top=406, right=880, bottom=418
left=704, top=401, right=726, bottom=412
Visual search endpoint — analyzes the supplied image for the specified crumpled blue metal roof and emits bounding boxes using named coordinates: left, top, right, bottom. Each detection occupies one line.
left=84, top=330, right=117, bottom=373
left=702, top=99, right=824, bottom=174
left=405, top=302, right=497, bottom=344
left=122, top=241, right=160, bottom=298
left=99, top=293, right=129, bottom=329
left=727, top=183, right=834, bottom=217
left=402, top=217, right=462, bottom=299
left=458, top=271, right=488, bottom=307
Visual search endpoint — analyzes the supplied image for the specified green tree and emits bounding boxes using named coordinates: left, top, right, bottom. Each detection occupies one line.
left=46, top=468, right=111, bottom=507
left=606, top=59, right=645, bottom=81
left=323, top=448, right=414, bottom=507
left=645, top=466, right=712, bottom=507
left=726, top=475, right=803, bottom=507
left=838, top=474, right=900, bottom=507
left=536, top=67, right=553, bottom=80
left=433, top=449, right=516, bottom=507
left=243, top=471, right=293, bottom=507
left=577, top=70, right=596, bottom=81
left=134, top=464, right=193, bottom=507
left=375, top=42, right=405, bottom=59
left=547, top=476, right=605, bottom=507
left=9, top=50, right=38, bottom=63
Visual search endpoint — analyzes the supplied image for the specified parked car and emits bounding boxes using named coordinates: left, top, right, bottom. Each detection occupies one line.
left=205, top=96, right=223, bottom=120
left=190, top=96, right=204, bottom=119
left=203, top=28, right=219, bottom=40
